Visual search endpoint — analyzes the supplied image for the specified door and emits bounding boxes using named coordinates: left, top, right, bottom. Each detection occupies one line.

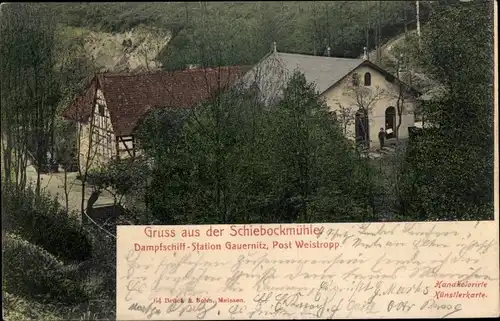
left=355, top=109, right=369, bottom=146
left=385, top=106, right=396, bottom=139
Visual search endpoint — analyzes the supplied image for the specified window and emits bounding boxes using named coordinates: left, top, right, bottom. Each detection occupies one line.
left=352, top=73, right=360, bottom=86
left=364, top=72, right=372, bottom=86
left=98, top=104, right=105, bottom=116
left=107, top=133, right=112, bottom=157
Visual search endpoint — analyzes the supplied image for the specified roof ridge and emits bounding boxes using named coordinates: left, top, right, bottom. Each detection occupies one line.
left=278, top=52, right=363, bottom=60
left=100, top=66, right=243, bottom=78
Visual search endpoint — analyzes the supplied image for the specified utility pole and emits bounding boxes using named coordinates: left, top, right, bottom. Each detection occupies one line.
left=325, top=2, right=330, bottom=50
left=365, top=23, right=369, bottom=59
left=403, top=3, right=408, bottom=38
left=377, top=1, right=381, bottom=63
left=416, top=1, right=421, bottom=49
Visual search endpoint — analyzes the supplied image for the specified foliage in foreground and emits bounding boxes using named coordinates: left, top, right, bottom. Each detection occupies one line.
left=136, top=72, right=379, bottom=225
left=3, top=232, right=116, bottom=320
left=2, top=186, right=92, bottom=262
left=1, top=182, right=116, bottom=319
left=2, top=222, right=116, bottom=320
left=396, top=1, right=493, bottom=221
left=86, top=157, right=150, bottom=213
left=3, top=233, right=87, bottom=304
left=3, top=292, right=70, bottom=321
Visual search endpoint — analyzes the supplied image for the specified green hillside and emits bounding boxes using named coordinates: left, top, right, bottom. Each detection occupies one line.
left=40, top=1, right=433, bottom=69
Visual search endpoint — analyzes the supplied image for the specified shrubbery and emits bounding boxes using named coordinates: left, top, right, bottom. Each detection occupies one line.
left=3, top=292, right=68, bottom=321
left=2, top=186, right=92, bottom=262
left=138, top=73, right=379, bottom=225
left=3, top=233, right=88, bottom=304
left=395, top=2, right=493, bottom=221
left=1, top=178, right=115, bottom=320
left=2, top=213, right=116, bottom=319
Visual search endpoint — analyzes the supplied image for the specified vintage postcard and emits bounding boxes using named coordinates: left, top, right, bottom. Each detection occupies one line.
left=1, top=1, right=498, bottom=320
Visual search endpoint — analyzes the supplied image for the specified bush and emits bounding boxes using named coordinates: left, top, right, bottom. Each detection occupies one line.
left=3, top=291, right=112, bottom=321
left=3, top=233, right=88, bottom=304
left=2, top=186, right=92, bottom=262
left=3, top=292, right=67, bottom=321
left=79, top=224, right=117, bottom=298
left=3, top=229, right=116, bottom=320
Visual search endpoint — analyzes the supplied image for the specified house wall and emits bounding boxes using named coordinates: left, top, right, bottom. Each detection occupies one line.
left=79, top=88, right=116, bottom=174
left=116, top=135, right=136, bottom=159
left=237, top=52, right=288, bottom=106
left=322, top=64, right=416, bottom=147
left=77, top=121, right=91, bottom=174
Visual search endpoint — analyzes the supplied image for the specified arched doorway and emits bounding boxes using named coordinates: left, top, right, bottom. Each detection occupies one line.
left=385, top=106, right=396, bottom=139
left=355, top=109, right=369, bottom=145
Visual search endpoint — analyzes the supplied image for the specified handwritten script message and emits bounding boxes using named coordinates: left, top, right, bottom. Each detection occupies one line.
left=116, top=222, right=499, bottom=320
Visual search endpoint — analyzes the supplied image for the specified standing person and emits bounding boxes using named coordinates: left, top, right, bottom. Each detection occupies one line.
left=378, top=127, right=386, bottom=150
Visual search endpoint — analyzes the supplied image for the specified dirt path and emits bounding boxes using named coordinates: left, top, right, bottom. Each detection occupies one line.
left=25, top=165, right=115, bottom=215
left=365, top=30, right=438, bottom=92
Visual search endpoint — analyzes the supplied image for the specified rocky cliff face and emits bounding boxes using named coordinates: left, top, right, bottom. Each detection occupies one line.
left=60, top=25, right=171, bottom=72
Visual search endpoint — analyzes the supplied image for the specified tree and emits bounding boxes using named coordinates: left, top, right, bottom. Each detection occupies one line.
left=333, top=102, right=357, bottom=137
left=54, top=28, right=97, bottom=212
left=78, top=100, right=112, bottom=221
left=59, top=73, right=113, bottom=220
left=52, top=118, right=78, bottom=211
left=0, top=3, right=60, bottom=195
left=137, top=104, right=222, bottom=224
left=334, top=77, right=387, bottom=146
left=86, top=158, right=150, bottom=207
left=264, top=71, right=381, bottom=222
left=397, top=0, right=494, bottom=220
left=136, top=70, right=379, bottom=225
left=158, top=3, right=259, bottom=70
left=385, top=53, right=420, bottom=142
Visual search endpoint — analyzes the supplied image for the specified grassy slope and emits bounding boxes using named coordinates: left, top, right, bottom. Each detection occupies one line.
left=3, top=228, right=115, bottom=320
left=3, top=235, right=112, bottom=320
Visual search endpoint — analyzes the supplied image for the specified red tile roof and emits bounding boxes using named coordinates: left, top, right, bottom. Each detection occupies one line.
left=62, top=76, right=97, bottom=123
left=62, top=66, right=245, bottom=136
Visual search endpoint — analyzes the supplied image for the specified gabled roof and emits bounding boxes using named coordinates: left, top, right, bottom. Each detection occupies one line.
left=63, top=66, right=245, bottom=136
left=238, top=51, right=421, bottom=105
left=271, top=52, right=365, bottom=93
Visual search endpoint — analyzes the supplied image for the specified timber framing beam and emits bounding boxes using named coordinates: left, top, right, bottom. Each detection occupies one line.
left=118, top=135, right=135, bottom=158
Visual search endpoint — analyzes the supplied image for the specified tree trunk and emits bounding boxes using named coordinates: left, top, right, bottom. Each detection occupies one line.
left=86, top=189, right=100, bottom=219
left=396, top=110, right=403, bottom=143
left=2, top=138, right=13, bottom=188
left=395, top=58, right=404, bottom=143
left=34, top=71, right=42, bottom=196
left=63, top=166, right=69, bottom=211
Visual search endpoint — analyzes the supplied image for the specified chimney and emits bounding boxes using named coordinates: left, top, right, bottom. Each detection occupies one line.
left=362, top=47, right=368, bottom=60
left=327, top=47, right=331, bottom=57
left=273, top=41, right=277, bottom=53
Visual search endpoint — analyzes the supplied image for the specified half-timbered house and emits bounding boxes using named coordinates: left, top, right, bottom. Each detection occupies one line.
left=63, top=66, right=244, bottom=173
